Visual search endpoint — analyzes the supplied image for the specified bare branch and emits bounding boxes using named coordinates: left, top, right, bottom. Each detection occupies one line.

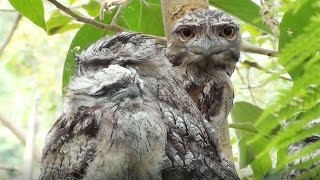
left=47, top=0, right=125, bottom=32
left=0, top=113, right=25, bottom=144
left=0, top=113, right=41, bottom=162
left=111, top=4, right=127, bottom=25
left=0, top=9, right=16, bottom=12
left=241, top=60, right=291, bottom=81
left=0, top=14, right=21, bottom=57
left=241, top=44, right=278, bottom=57
left=260, top=0, right=279, bottom=37
left=246, top=69, right=258, bottom=105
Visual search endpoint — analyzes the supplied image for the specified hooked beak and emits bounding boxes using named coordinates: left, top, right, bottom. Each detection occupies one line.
left=188, top=35, right=227, bottom=56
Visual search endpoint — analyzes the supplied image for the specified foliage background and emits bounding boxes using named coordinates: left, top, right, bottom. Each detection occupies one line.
left=0, top=0, right=319, bottom=179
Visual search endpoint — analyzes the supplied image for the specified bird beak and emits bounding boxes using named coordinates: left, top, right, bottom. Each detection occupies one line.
left=189, top=35, right=227, bottom=56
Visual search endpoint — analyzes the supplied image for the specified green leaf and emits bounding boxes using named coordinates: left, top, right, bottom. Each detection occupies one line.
left=251, top=155, right=272, bottom=180
left=62, top=11, right=117, bottom=93
left=279, top=0, right=320, bottom=50
left=209, top=0, right=272, bottom=34
left=69, top=0, right=78, bottom=4
left=47, top=10, right=80, bottom=35
left=229, top=122, right=259, bottom=134
left=231, top=102, right=272, bottom=178
left=53, top=23, right=82, bottom=35
left=231, top=102, right=263, bottom=125
left=116, top=0, right=164, bottom=36
left=82, top=0, right=101, bottom=17
left=8, top=0, right=46, bottom=31
left=263, top=171, right=283, bottom=180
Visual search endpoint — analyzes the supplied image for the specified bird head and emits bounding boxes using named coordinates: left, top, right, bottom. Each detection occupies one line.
left=166, top=9, right=241, bottom=76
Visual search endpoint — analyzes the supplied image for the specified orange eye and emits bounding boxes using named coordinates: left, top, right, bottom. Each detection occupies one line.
left=179, top=27, right=195, bottom=40
left=221, top=26, right=235, bottom=38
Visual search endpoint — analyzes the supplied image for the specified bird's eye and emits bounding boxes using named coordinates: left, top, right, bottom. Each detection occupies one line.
left=179, top=27, right=194, bottom=40
left=220, top=26, right=235, bottom=38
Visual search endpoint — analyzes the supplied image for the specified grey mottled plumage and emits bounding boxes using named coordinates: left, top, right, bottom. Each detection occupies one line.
left=40, top=9, right=240, bottom=180
left=166, top=10, right=241, bottom=160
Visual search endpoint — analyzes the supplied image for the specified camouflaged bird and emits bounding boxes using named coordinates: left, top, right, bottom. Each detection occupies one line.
left=39, top=9, right=241, bottom=180
left=282, top=119, right=320, bottom=179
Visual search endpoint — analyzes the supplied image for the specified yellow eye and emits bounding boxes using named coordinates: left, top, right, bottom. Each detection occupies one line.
left=220, top=26, right=235, bottom=38
left=179, top=27, right=195, bottom=40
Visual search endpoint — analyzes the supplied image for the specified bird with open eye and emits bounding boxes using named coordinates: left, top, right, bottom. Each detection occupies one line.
left=39, top=9, right=241, bottom=180
left=167, top=9, right=241, bottom=162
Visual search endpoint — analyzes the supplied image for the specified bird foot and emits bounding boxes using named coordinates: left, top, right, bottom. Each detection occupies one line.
left=99, top=0, right=130, bottom=20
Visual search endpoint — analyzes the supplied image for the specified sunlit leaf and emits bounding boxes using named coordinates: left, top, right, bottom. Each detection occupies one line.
left=8, top=0, right=46, bottom=30
left=231, top=102, right=272, bottom=177
left=47, top=10, right=81, bottom=35
left=82, top=0, right=101, bottom=17
left=69, top=0, right=78, bottom=4
left=279, top=0, right=320, bottom=50
left=229, top=122, right=259, bottom=134
left=116, top=0, right=164, bottom=36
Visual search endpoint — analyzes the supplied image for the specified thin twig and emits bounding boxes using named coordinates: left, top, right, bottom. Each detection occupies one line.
left=236, top=67, right=246, bottom=85
left=0, top=9, right=16, bottom=12
left=260, top=0, right=279, bottom=37
left=0, top=113, right=25, bottom=144
left=240, top=77, right=273, bottom=89
left=246, top=69, right=258, bottom=105
left=0, top=113, right=41, bottom=162
left=241, top=60, right=291, bottom=81
left=0, top=14, right=21, bottom=57
left=241, top=44, right=278, bottom=57
left=47, top=0, right=125, bottom=32
left=111, top=4, right=127, bottom=25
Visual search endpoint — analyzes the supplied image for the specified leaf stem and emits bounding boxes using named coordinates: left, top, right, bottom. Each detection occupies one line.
left=0, top=14, right=21, bottom=57
left=47, top=0, right=125, bottom=32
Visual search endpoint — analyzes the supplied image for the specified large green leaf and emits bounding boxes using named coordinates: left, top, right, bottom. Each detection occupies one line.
left=8, top=0, right=46, bottom=31
left=231, top=102, right=272, bottom=179
left=82, top=0, right=101, bottom=17
left=210, top=0, right=272, bottom=34
left=279, top=0, right=320, bottom=51
left=116, top=0, right=164, bottom=36
left=229, top=122, right=259, bottom=134
left=46, top=10, right=81, bottom=35
left=62, top=11, right=117, bottom=93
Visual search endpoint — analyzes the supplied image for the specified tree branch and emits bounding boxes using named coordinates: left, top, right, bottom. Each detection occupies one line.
left=241, top=44, right=278, bottom=57
left=260, top=0, right=279, bottom=37
left=0, top=113, right=41, bottom=162
left=47, top=0, right=125, bottom=32
left=0, top=113, right=25, bottom=144
left=0, top=14, right=21, bottom=57
left=0, top=9, right=16, bottom=12
left=111, top=4, right=127, bottom=25
left=241, top=60, right=291, bottom=81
